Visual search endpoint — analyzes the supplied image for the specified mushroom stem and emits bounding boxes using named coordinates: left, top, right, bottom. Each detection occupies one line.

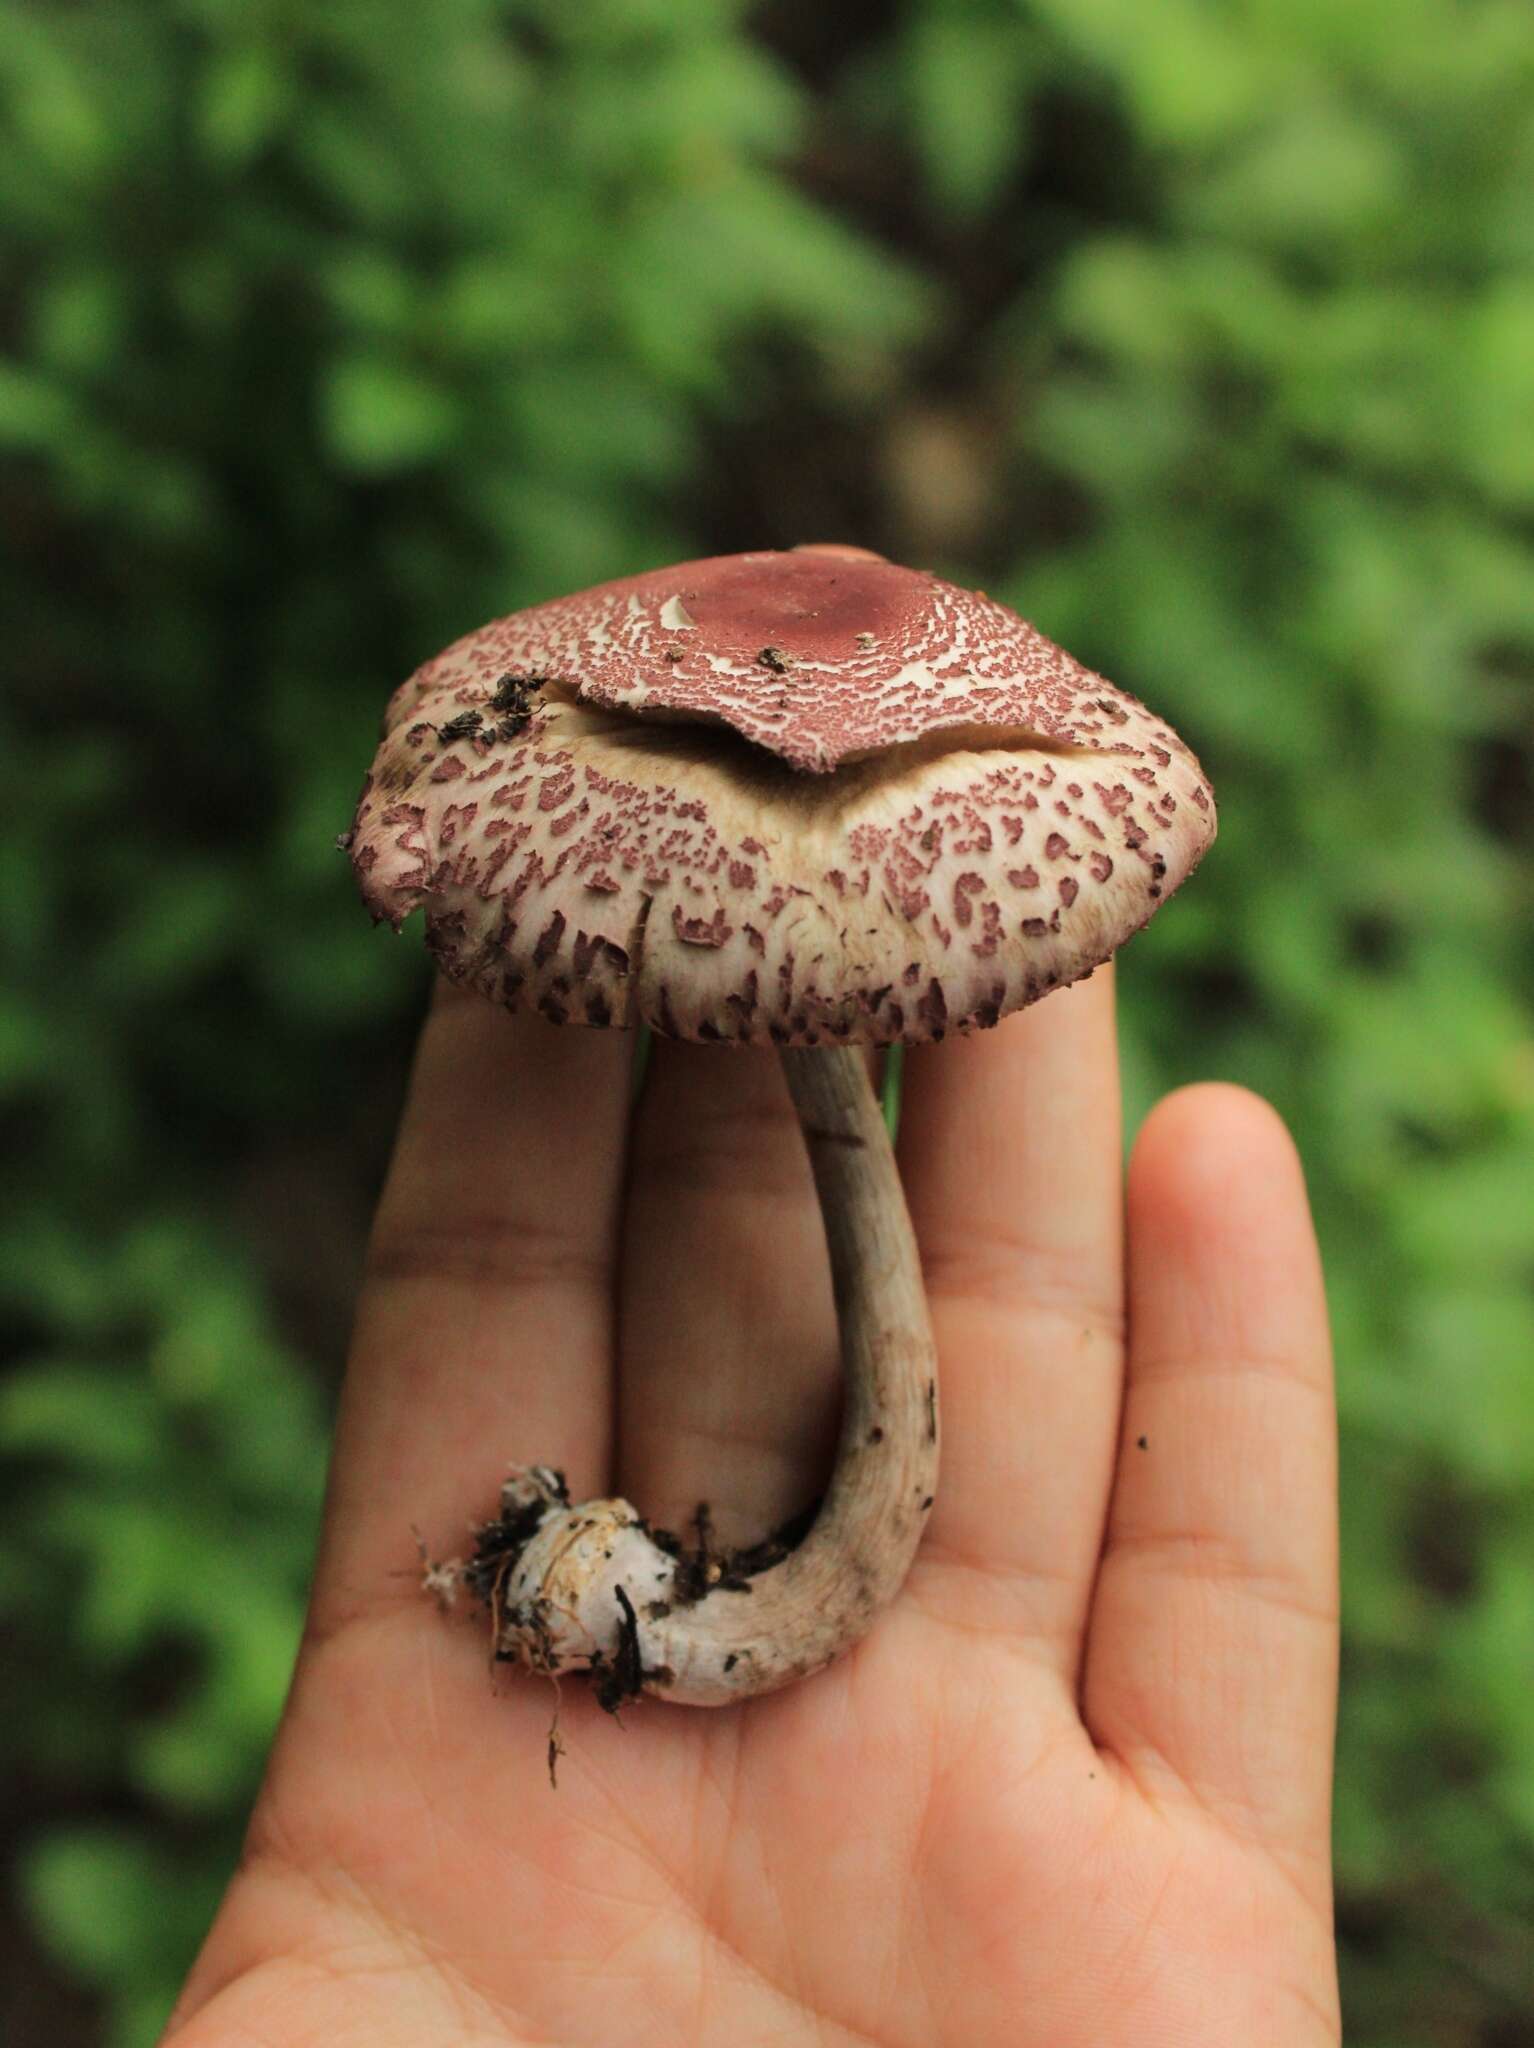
left=475, top=1045, right=938, bottom=1708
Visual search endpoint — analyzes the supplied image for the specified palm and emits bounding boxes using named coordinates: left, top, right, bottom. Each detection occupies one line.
left=168, top=974, right=1340, bottom=2046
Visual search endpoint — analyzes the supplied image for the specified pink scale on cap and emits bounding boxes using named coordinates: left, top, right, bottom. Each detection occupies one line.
left=397, top=551, right=1197, bottom=776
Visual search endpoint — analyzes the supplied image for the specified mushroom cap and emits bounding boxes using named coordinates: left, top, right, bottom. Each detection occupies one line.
left=347, top=549, right=1215, bottom=1044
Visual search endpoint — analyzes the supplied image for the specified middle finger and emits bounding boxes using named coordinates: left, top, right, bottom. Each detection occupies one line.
left=617, top=1040, right=841, bottom=1546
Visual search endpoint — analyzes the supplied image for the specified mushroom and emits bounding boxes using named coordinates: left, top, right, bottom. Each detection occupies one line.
left=345, top=545, right=1215, bottom=1708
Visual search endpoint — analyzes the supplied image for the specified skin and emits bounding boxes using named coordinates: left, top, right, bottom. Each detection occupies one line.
left=164, top=964, right=1340, bottom=2047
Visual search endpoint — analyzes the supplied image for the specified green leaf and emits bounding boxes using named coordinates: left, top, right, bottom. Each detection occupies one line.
left=321, top=355, right=463, bottom=472
left=1458, top=282, right=1534, bottom=507
left=905, top=12, right=1035, bottom=217
left=0, top=360, right=76, bottom=448
left=0, top=1365, right=163, bottom=1472
left=197, top=44, right=290, bottom=168
left=23, top=1829, right=184, bottom=1984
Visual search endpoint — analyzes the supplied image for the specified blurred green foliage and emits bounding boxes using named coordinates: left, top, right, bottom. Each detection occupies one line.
left=1, top=2, right=1531, bottom=2043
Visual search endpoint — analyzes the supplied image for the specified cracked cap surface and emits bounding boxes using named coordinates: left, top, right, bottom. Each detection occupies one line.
left=346, top=549, right=1216, bottom=1043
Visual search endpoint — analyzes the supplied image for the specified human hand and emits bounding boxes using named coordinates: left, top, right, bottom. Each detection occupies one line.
left=165, top=966, right=1339, bottom=2046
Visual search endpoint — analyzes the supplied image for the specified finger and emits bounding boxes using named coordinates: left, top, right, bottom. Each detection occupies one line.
left=617, top=1041, right=841, bottom=1545
left=311, top=979, right=633, bottom=1619
left=1083, top=1084, right=1338, bottom=1880
left=897, top=966, right=1124, bottom=1671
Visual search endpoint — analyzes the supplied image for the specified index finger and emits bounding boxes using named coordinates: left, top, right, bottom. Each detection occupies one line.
left=897, top=966, right=1125, bottom=1674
